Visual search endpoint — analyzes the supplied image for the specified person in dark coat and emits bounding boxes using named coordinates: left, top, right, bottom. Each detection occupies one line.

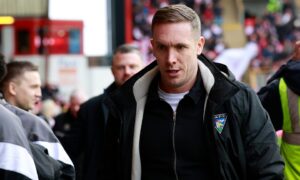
left=104, top=4, right=284, bottom=180
left=60, top=44, right=144, bottom=180
left=53, top=89, right=87, bottom=139
left=258, top=41, right=300, bottom=179
left=52, top=89, right=87, bottom=178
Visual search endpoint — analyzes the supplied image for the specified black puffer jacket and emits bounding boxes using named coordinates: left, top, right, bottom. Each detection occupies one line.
left=104, top=54, right=284, bottom=180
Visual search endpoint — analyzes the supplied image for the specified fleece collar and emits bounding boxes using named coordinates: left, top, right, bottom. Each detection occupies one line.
left=132, top=60, right=216, bottom=102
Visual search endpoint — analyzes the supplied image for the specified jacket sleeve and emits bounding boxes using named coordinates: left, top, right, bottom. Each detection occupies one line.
left=13, top=106, right=76, bottom=180
left=257, top=80, right=283, bottom=130
left=0, top=142, right=37, bottom=180
left=0, top=105, right=38, bottom=180
left=30, top=143, right=75, bottom=180
left=241, top=87, right=284, bottom=179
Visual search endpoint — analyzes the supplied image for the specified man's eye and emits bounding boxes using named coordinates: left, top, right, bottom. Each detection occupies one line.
left=177, top=45, right=185, bottom=50
left=116, top=66, right=124, bottom=70
left=158, top=45, right=165, bottom=50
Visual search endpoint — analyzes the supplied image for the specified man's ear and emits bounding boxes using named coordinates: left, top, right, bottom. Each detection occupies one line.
left=8, top=82, right=17, bottom=96
left=197, top=36, right=205, bottom=55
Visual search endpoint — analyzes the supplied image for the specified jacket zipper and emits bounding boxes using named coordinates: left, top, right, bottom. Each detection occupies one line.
left=172, top=111, right=179, bottom=180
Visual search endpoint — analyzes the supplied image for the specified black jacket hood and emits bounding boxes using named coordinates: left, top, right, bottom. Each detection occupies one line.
left=268, top=61, right=300, bottom=95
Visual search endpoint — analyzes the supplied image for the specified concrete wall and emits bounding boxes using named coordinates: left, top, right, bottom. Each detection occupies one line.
left=0, top=0, right=48, bottom=17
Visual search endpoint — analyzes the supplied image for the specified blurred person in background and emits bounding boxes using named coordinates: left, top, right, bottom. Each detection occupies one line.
left=0, top=60, right=75, bottom=179
left=41, top=82, right=59, bottom=101
left=214, top=41, right=259, bottom=81
left=53, top=89, right=87, bottom=179
left=258, top=40, right=300, bottom=179
left=0, top=61, right=42, bottom=112
left=53, top=89, right=87, bottom=138
left=32, top=97, right=62, bottom=128
left=60, top=44, right=144, bottom=180
left=104, top=4, right=283, bottom=180
left=41, top=98, right=61, bottom=128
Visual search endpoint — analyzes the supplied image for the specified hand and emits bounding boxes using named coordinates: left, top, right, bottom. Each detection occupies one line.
left=292, top=41, right=300, bottom=61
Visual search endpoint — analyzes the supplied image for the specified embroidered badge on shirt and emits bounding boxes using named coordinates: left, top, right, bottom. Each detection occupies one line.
left=213, top=113, right=227, bottom=134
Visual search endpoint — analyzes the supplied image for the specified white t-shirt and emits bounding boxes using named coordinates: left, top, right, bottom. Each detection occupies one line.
left=158, top=87, right=189, bottom=112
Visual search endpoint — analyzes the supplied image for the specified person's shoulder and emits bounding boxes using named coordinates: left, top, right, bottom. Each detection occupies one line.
left=234, top=80, right=252, bottom=90
left=13, top=105, right=47, bottom=125
left=81, top=93, right=106, bottom=109
left=230, top=80, right=258, bottom=100
left=0, top=105, right=32, bottom=151
left=1, top=101, right=18, bottom=114
left=8, top=105, right=57, bottom=141
left=0, top=104, right=17, bottom=120
left=1, top=102, right=45, bottom=127
left=257, top=78, right=279, bottom=95
left=53, top=111, right=67, bottom=121
left=0, top=111, right=38, bottom=180
left=0, top=104, right=22, bottom=130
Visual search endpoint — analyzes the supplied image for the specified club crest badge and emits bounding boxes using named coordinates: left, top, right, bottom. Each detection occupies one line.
left=213, top=113, right=227, bottom=134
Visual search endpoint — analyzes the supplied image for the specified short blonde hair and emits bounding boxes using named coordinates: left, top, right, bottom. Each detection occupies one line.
left=151, top=4, right=201, bottom=38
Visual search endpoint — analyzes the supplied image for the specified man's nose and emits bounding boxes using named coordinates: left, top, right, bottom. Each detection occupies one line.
left=36, top=88, right=42, bottom=98
left=167, top=49, right=176, bottom=64
left=124, top=66, right=133, bottom=76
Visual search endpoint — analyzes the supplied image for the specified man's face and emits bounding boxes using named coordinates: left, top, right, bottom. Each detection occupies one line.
left=151, top=22, right=205, bottom=93
left=112, top=52, right=144, bottom=86
left=12, top=71, right=42, bottom=111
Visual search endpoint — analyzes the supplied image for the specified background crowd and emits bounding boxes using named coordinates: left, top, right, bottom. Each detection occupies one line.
left=132, top=0, right=299, bottom=69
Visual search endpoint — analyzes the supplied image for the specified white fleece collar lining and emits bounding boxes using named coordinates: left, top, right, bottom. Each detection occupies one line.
left=132, top=66, right=158, bottom=180
left=131, top=61, right=215, bottom=180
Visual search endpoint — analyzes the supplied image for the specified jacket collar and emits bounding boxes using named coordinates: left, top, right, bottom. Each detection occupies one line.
left=133, top=55, right=239, bottom=104
left=133, top=66, right=158, bottom=102
left=104, top=82, right=118, bottom=95
left=145, top=71, right=205, bottom=105
left=199, top=54, right=239, bottom=104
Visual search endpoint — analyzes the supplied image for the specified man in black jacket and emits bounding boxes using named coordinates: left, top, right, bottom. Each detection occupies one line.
left=60, top=44, right=144, bottom=179
left=258, top=41, right=300, bottom=179
left=104, top=4, right=284, bottom=180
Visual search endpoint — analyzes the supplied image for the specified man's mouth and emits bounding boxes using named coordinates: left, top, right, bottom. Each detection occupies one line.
left=167, top=69, right=180, bottom=76
left=34, top=100, right=41, bottom=105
